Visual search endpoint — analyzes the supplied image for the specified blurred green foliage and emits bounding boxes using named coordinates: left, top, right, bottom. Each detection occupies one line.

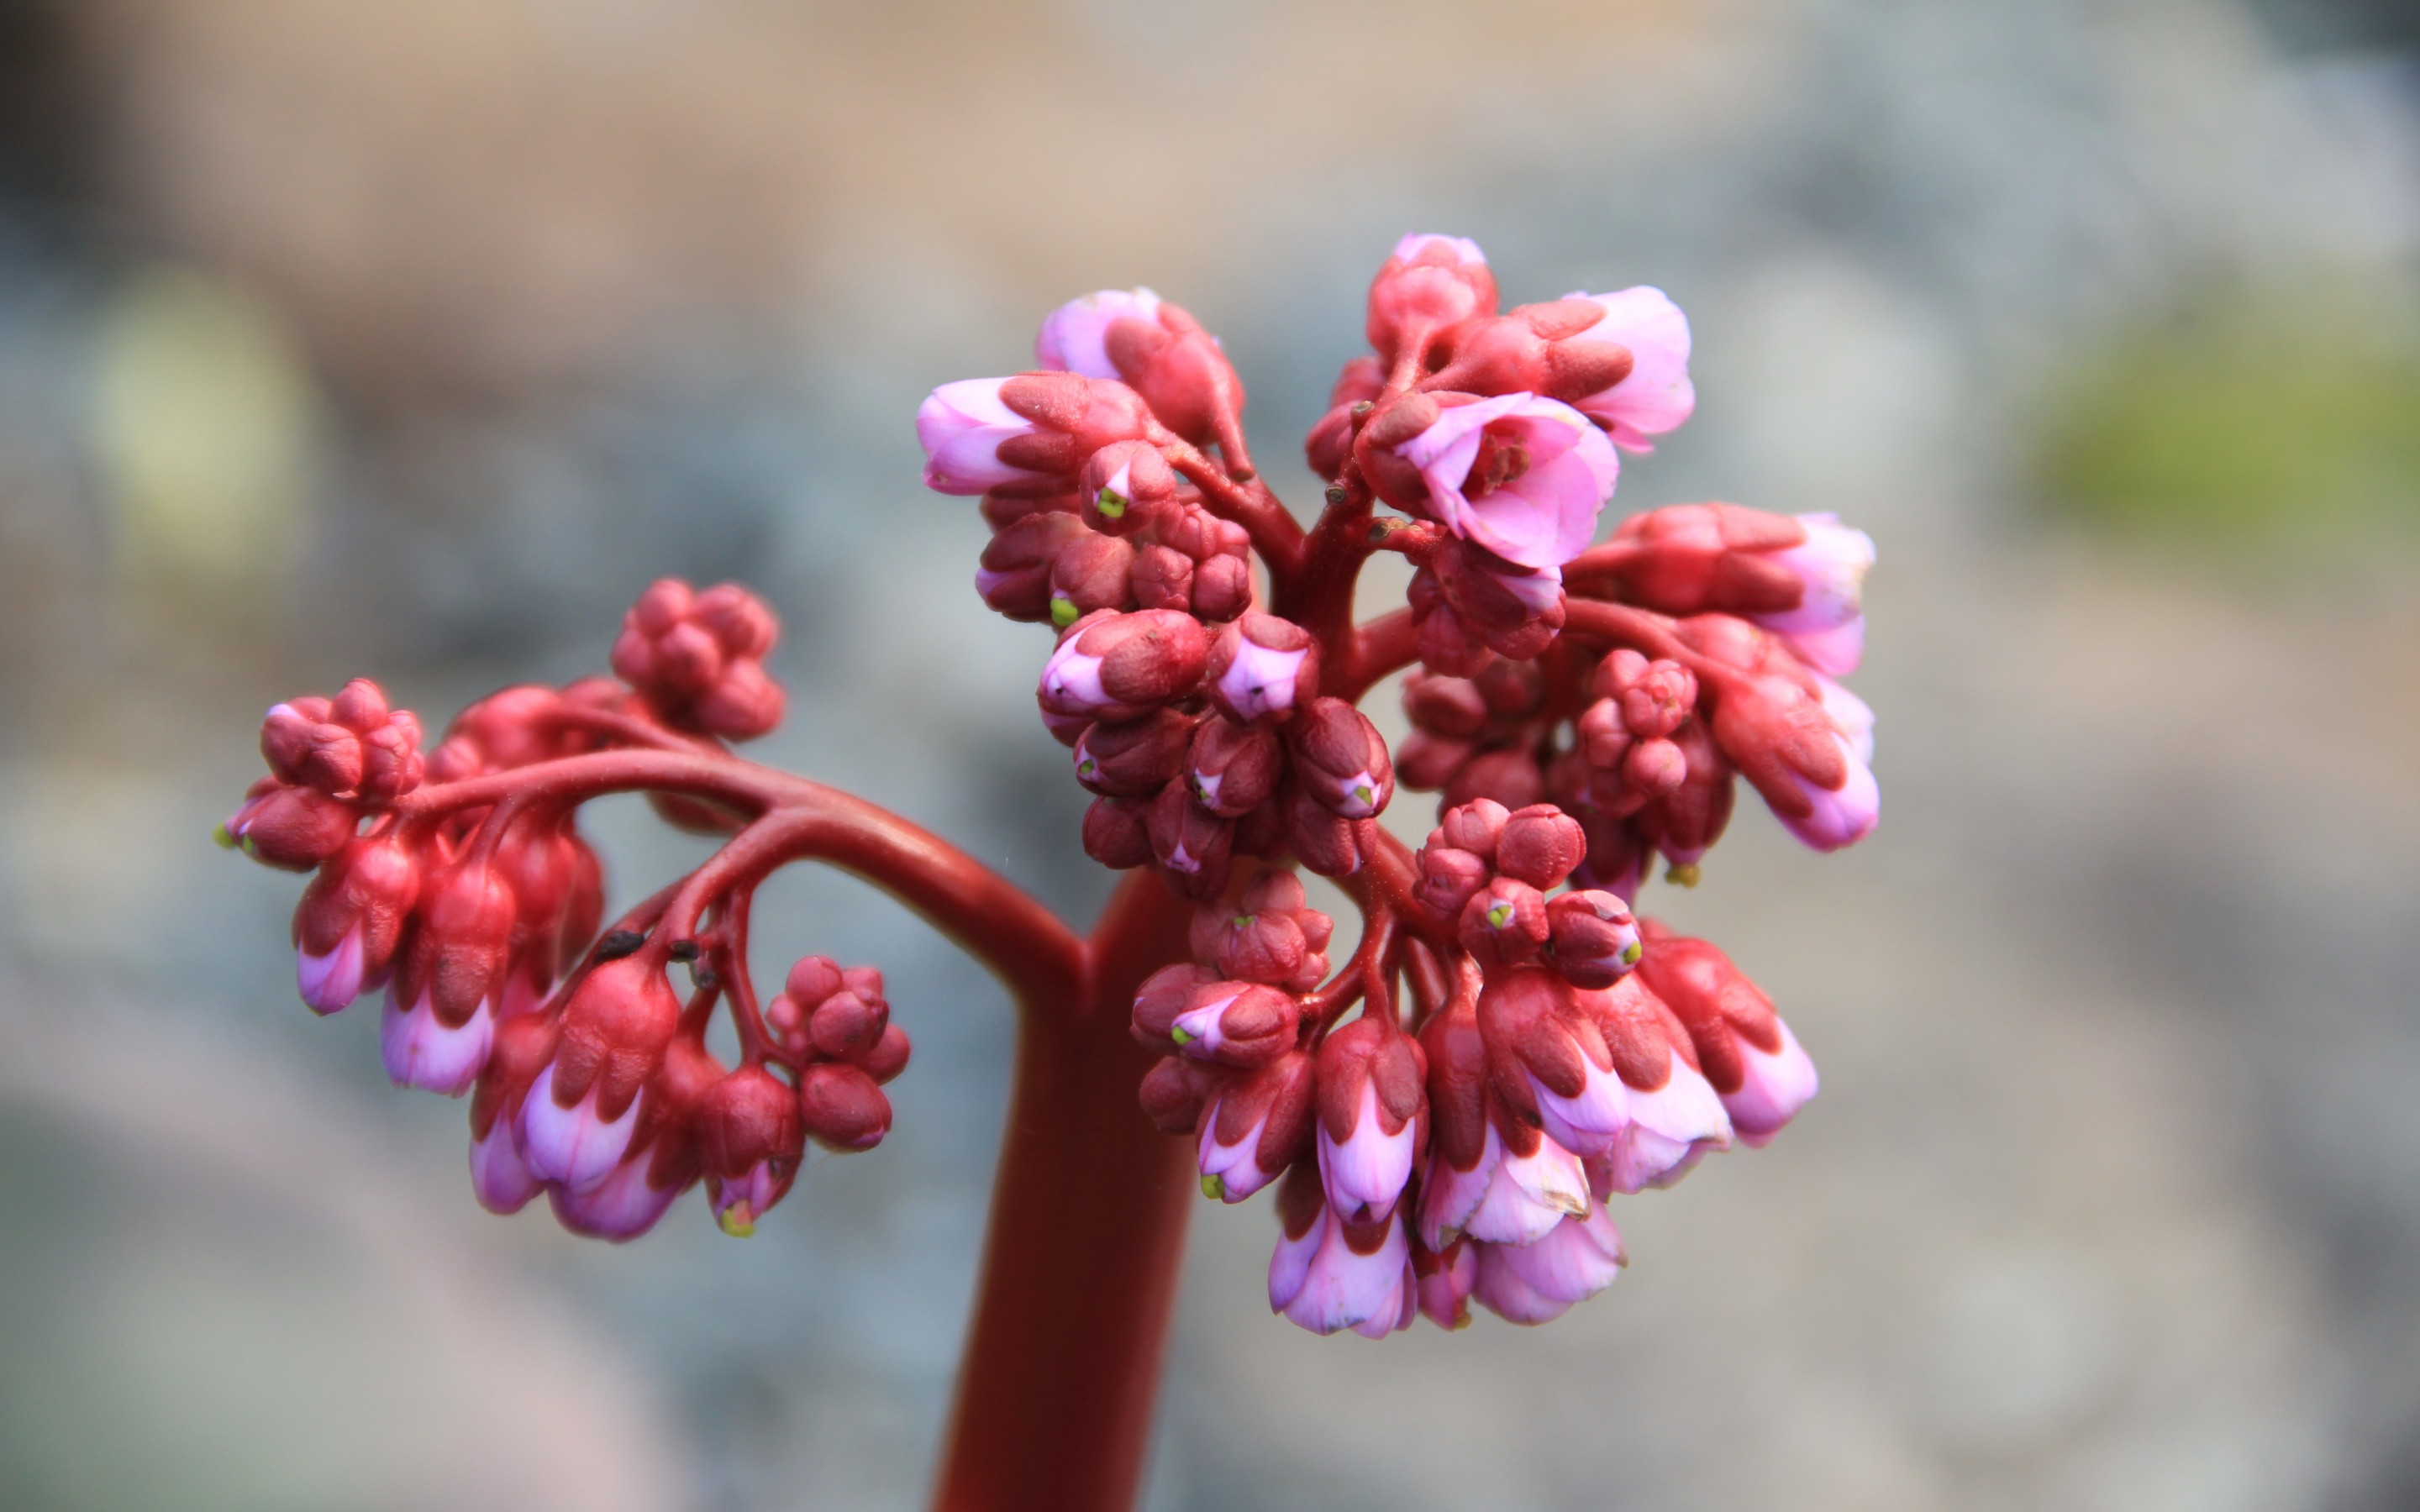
left=2033, top=286, right=2420, bottom=550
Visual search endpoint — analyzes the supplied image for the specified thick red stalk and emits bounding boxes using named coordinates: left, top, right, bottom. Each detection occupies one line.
left=934, top=870, right=1197, bottom=1512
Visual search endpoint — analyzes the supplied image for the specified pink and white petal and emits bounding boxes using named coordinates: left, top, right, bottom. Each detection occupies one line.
left=1417, top=1123, right=1505, bottom=1249
left=1724, top=1018, right=1819, bottom=1147
left=519, top=1065, right=639, bottom=1194
left=469, top=1119, right=543, bottom=1215
left=1280, top=1210, right=1412, bottom=1336
left=1316, top=1081, right=1417, bottom=1220
left=1198, top=1104, right=1282, bottom=1203
left=1817, top=674, right=1876, bottom=764
left=1491, top=1206, right=1626, bottom=1305
left=1531, top=1058, right=1631, bottom=1160
left=1464, top=1133, right=1591, bottom=1246
left=1267, top=1211, right=1324, bottom=1314
left=1597, top=1053, right=1732, bottom=1194
left=1570, top=286, right=1694, bottom=450
left=1470, top=1241, right=1572, bottom=1324
left=381, top=988, right=496, bottom=1097
left=1035, top=288, right=1161, bottom=378
left=296, top=928, right=366, bottom=1016
left=1778, top=735, right=1880, bottom=852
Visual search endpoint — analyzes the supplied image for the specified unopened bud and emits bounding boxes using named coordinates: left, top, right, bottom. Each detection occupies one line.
left=1186, top=716, right=1282, bottom=817
left=1048, top=533, right=1138, bottom=627
left=1206, top=613, right=1320, bottom=725
left=1082, top=795, right=1153, bottom=869
left=798, top=1062, right=892, bottom=1151
left=1460, top=877, right=1550, bottom=967
left=1287, top=698, right=1393, bottom=820
left=1547, top=890, right=1644, bottom=988
left=1075, top=709, right=1196, bottom=798
left=1495, top=805, right=1586, bottom=890
left=1080, top=440, right=1178, bottom=534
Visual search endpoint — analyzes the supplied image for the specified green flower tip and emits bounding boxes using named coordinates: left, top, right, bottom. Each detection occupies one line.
left=1050, top=596, right=1081, bottom=628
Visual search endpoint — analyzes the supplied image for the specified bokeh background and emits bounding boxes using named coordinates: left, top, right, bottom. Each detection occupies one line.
left=3, top=1, right=2418, bottom=1508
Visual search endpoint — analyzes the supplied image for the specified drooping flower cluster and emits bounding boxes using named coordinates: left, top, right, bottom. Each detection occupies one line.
left=226, top=580, right=911, bottom=1242
left=917, top=232, right=1876, bottom=1335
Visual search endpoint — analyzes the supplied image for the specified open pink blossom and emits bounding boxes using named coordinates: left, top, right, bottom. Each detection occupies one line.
left=915, top=379, right=1049, bottom=495
left=1565, top=286, right=1694, bottom=452
left=1470, top=1207, right=1626, bottom=1325
left=1392, top=392, right=1618, bottom=570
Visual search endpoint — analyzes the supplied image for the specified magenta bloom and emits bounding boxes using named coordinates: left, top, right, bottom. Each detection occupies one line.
left=1470, top=1207, right=1626, bottom=1325
left=1753, top=513, right=1876, bottom=675
left=1392, top=392, right=1618, bottom=570
left=554, top=1149, right=686, bottom=1242
left=520, top=1062, right=641, bottom=1193
left=915, top=379, right=1048, bottom=495
left=1565, top=286, right=1695, bottom=452
left=295, top=928, right=368, bottom=1016
left=1035, top=287, right=1162, bottom=379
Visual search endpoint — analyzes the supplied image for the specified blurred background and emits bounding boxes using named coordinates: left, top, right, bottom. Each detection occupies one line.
left=3, top=0, right=2417, bottom=1508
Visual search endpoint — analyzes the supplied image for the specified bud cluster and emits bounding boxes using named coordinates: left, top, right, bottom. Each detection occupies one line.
left=230, top=582, right=921, bottom=1242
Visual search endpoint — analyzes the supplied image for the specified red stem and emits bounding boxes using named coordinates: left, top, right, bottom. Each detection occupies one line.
left=934, top=870, right=1198, bottom=1512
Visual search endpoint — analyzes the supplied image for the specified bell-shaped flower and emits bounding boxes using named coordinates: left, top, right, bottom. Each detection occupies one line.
left=520, top=955, right=680, bottom=1192
left=1287, top=697, right=1394, bottom=820
left=1470, top=1206, right=1627, bottom=1324
left=467, top=1013, right=558, bottom=1215
left=1635, top=927, right=1818, bottom=1147
left=1268, top=1166, right=1415, bottom=1338
left=701, top=1065, right=807, bottom=1237
left=916, top=378, right=1055, bottom=495
left=1575, top=974, right=1735, bottom=1191
left=1366, top=234, right=1497, bottom=368
left=1478, top=967, right=1631, bottom=1159
left=1197, top=1050, right=1313, bottom=1203
left=1413, top=1236, right=1477, bottom=1330
left=290, top=832, right=421, bottom=1014
left=1205, top=612, right=1320, bottom=726
left=1313, top=1016, right=1427, bottom=1223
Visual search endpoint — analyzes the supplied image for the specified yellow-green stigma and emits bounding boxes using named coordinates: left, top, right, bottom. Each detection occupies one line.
left=1050, top=596, right=1081, bottom=628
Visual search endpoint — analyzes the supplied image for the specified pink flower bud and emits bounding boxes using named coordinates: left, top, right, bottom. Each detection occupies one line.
left=1204, top=612, right=1320, bottom=726
left=1365, top=234, right=1497, bottom=368
left=1432, top=538, right=1565, bottom=648
left=393, top=858, right=516, bottom=1033
left=1286, top=698, right=1393, bottom=820
left=859, top=1022, right=912, bottom=1084
left=992, top=372, right=1155, bottom=475
left=1314, top=1017, right=1426, bottom=1224
left=1191, top=554, right=1251, bottom=622
left=1269, top=1164, right=1414, bottom=1338
left=1284, top=783, right=1373, bottom=879
left=1444, top=747, right=1545, bottom=812
left=553, top=1036, right=720, bottom=1241
left=469, top=1013, right=558, bottom=1215
left=1547, top=890, right=1643, bottom=989
left=1439, top=797, right=1511, bottom=857
left=1638, top=716, right=1734, bottom=867
left=1635, top=928, right=1818, bottom=1147
left=1191, top=871, right=1332, bottom=990
left=1166, top=981, right=1299, bottom=1068
left=1395, top=731, right=1473, bottom=791
left=1459, top=877, right=1549, bottom=968
left=523, top=956, right=680, bottom=1190
left=798, top=1061, right=892, bottom=1151
left=612, top=579, right=786, bottom=739
left=1139, top=1053, right=1223, bottom=1136
left=917, top=377, right=1056, bottom=495
left=1478, top=967, right=1630, bottom=1160
left=1387, top=392, right=1618, bottom=570
left=1197, top=1049, right=1313, bottom=1201
left=1037, top=609, right=1210, bottom=722
left=1145, top=780, right=1234, bottom=900
left=1047, top=533, right=1139, bottom=628
left=1414, top=1236, right=1477, bottom=1329
left=291, top=832, right=421, bottom=1013
left=1576, top=502, right=1813, bottom=616
left=807, top=990, right=888, bottom=1062
left=1035, top=287, right=1163, bottom=379
left=1078, top=440, right=1178, bottom=534
left=357, top=714, right=425, bottom=803
left=1186, top=715, right=1282, bottom=818
left=701, top=1066, right=807, bottom=1236
left=1131, top=962, right=1218, bottom=1048
left=1082, top=795, right=1153, bottom=869
left=1403, top=670, right=1489, bottom=739
left=1494, top=803, right=1585, bottom=890
left=977, top=510, right=1090, bottom=622
left=1470, top=1206, right=1627, bottom=1325
left=224, top=780, right=357, bottom=871
left=1074, top=709, right=1195, bottom=798
left=1413, top=846, right=1491, bottom=926
left=1697, top=643, right=1877, bottom=853
left=1127, top=542, right=1195, bottom=612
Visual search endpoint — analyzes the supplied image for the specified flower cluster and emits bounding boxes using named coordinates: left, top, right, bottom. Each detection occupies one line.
left=918, top=231, right=1876, bottom=1336
left=226, top=580, right=911, bottom=1242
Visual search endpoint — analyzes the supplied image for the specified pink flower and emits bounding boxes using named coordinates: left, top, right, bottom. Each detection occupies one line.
left=1205, top=612, right=1319, bottom=725
left=1587, top=1047, right=1733, bottom=1194
left=915, top=378, right=1050, bottom=495
left=381, top=985, right=497, bottom=1097
left=1414, top=1239, right=1476, bottom=1330
left=1565, top=286, right=1694, bottom=452
left=1270, top=1177, right=1414, bottom=1338
left=1170, top=982, right=1298, bottom=1068
left=1197, top=1052, right=1312, bottom=1203
left=1470, top=1207, right=1626, bottom=1325
left=297, top=927, right=369, bottom=1016
left=1367, top=234, right=1497, bottom=366
left=1035, top=287, right=1163, bottom=379
left=1777, top=731, right=1879, bottom=852
left=1477, top=967, right=1629, bottom=1158
left=1753, top=513, right=1875, bottom=675
left=520, top=1062, right=640, bottom=1193
left=1818, top=674, right=1876, bottom=766
left=1722, top=1018, right=1819, bottom=1148
left=1313, top=1018, right=1426, bottom=1223
left=552, top=1147, right=687, bottom=1242
left=1392, top=393, right=1618, bottom=570
left=1419, top=1121, right=1593, bottom=1249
